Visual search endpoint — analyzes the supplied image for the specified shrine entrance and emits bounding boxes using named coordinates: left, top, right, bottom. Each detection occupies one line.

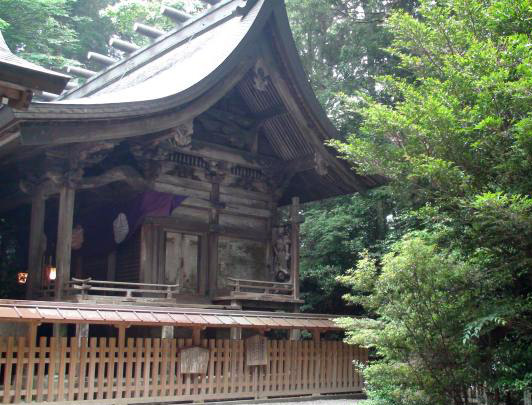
left=164, top=232, right=200, bottom=294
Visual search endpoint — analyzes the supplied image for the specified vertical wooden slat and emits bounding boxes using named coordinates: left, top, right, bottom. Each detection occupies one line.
left=237, top=340, right=244, bottom=394
left=36, top=337, right=46, bottom=402
left=169, top=339, right=177, bottom=397
left=108, top=337, right=117, bottom=400
left=143, top=339, right=152, bottom=397
left=3, top=336, right=13, bottom=404
left=223, top=339, right=230, bottom=395
left=67, top=337, right=78, bottom=401
left=348, top=344, right=354, bottom=390
left=293, top=340, right=299, bottom=392
left=47, top=336, right=57, bottom=402
left=160, top=339, right=168, bottom=397
left=215, top=339, right=223, bottom=395
left=152, top=338, right=160, bottom=397
left=229, top=340, right=237, bottom=394
left=87, top=337, right=98, bottom=400
left=97, top=338, right=106, bottom=400
left=124, top=338, right=134, bottom=399
left=13, top=337, right=25, bottom=403
left=79, top=337, right=88, bottom=401
left=134, top=338, right=143, bottom=398
left=56, top=337, right=67, bottom=401
left=185, top=338, right=193, bottom=396
left=24, top=329, right=37, bottom=402
left=322, top=340, right=328, bottom=391
left=206, top=339, right=215, bottom=395
left=177, top=339, right=184, bottom=396
left=308, top=340, right=315, bottom=392
left=116, top=336, right=125, bottom=400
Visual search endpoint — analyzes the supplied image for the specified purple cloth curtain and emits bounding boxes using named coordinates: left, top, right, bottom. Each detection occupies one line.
left=78, top=191, right=186, bottom=256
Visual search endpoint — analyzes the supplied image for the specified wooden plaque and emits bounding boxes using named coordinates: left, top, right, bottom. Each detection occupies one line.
left=180, top=346, right=209, bottom=374
left=246, top=335, right=268, bottom=366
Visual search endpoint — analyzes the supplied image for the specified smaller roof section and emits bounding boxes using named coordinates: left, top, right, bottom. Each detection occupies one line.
left=0, top=300, right=342, bottom=331
left=0, top=32, right=70, bottom=105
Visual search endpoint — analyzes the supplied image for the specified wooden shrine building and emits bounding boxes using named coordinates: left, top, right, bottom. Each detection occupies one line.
left=0, top=0, right=380, bottom=403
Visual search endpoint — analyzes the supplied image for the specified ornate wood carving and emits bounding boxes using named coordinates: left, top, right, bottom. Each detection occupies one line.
left=252, top=59, right=270, bottom=92
left=273, top=225, right=291, bottom=282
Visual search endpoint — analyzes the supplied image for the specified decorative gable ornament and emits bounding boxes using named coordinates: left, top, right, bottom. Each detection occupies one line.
left=113, top=213, right=129, bottom=244
left=172, top=121, right=194, bottom=147
left=245, top=335, right=268, bottom=366
left=180, top=346, right=210, bottom=374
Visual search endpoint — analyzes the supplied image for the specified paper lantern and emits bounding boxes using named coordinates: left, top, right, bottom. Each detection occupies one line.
left=17, top=272, right=28, bottom=284
left=113, top=213, right=129, bottom=244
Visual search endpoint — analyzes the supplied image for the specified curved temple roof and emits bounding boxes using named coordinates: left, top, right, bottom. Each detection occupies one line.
left=0, top=0, right=384, bottom=203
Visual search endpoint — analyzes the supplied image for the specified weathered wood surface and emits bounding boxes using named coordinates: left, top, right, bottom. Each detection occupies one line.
left=246, top=335, right=268, bottom=366
left=0, top=336, right=364, bottom=404
left=180, top=347, right=209, bottom=374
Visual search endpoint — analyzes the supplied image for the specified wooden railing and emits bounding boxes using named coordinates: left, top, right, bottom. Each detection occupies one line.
left=0, top=336, right=365, bottom=404
left=67, top=278, right=180, bottom=301
left=227, top=277, right=293, bottom=297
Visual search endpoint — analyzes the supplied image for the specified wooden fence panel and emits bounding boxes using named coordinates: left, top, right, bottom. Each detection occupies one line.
left=0, top=335, right=365, bottom=404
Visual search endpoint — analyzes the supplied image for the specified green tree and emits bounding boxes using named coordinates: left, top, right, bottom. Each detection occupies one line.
left=338, top=232, right=486, bottom=405
left=300, top=191, right=392, bottom=314
left=101, top=0, right=205, bottom=49
left=0, top=0, right=116, bottom=70
left=333, top=0, right=532, bottom=402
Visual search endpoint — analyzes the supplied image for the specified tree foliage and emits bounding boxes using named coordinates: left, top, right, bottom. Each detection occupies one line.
left=333, top=0, right=532, bottom=402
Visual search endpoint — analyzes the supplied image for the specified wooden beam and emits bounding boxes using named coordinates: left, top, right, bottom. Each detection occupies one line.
left=192, top=328, right=201, bottom=345
left=54, top=185, right=75, bottom=300
left=66, top=66, right=96, bottom=79
left=87, top=52, right=118, bottom=67
left=26, top=189, right=46, bottom=299
left=109, top=38, right=140, bottom=53
left=161, top=6, right=192, bottom=23
left=134, top=23, right=166, bottom=39
left=78, top=165, right=149, bottom=191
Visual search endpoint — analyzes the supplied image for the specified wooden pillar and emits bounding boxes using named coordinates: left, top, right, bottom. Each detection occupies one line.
left=117, top=326, right=126, bottom=346
left=161, top=326, right=174, bottom=339
left=106, top=251, right=117, bottom=281
left=208, top=177, right=222, bottom=299
left=230, top=328, right=242, bottom=340
left=76, top=323, right=89, bottom=346
left=312, top=330, right=321, bottom=343
left=27, top=190, right=46, bottom=299
left=290, top=197, right=301, bottom=300
left=192, top=328, right=201, bottom=346
left=54, top=185, right=75, bottom=300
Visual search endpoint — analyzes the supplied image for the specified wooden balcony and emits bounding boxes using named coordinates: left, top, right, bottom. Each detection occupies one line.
left=214, top=277, right=304, bottom=308
left=67, top=278, right=181, bottom=304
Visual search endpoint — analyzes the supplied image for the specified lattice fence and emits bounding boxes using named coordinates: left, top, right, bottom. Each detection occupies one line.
left=0, top=336, right=365, bottom=404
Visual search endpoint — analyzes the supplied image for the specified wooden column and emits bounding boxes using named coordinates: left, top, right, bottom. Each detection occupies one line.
left=192, top=328, right=201, bottom=345
left=230, top=328, right=242, bottom=340
left=208, top=177, right=222, bottom=299
left=54, top=185, right=75, bottom=300
left=106, top=251, right=117, bottom=281
left=290, top=197, right=301, bottom=300
left=27, top=189, right=46, bottom=299
left=76, top=324, right=89, bottom=346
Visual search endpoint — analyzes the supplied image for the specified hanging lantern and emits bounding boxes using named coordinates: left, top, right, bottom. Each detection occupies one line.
left=48, top=266, right=57, bottom=281
left=17, top=272, right=28, bottom=284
